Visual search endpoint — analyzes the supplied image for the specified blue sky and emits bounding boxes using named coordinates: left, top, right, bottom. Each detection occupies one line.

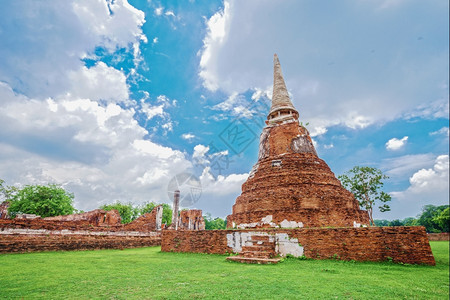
left=0, top=0, right=448, bottom=220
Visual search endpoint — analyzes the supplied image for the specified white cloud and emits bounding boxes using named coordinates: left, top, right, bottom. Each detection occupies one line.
left=67, top=62, right=129, bottom=103
left=199, top=0, right=448, bottom=132
left=0, top=1, right=194, bottom=211
left=153, top=37, right=159, bottom=44
left=181, top=133, right=196, bottom=141
left=199, top=0, right=232, bottom=91
left=165, top=11, right=175, bottom=17
left=408, top=155, right=449, bottom=193
left=387, top=154, right=449, bottom=219
left=381, top=153, right=435, bottom=178
left=0, top=80, right=192, bottom=210
left=385, top=136, right=408, bottom=151
left=430, top=127, right=449, bottom=137
left=155, top=7, right=163, bottom=16
left=0, top=0, right=145, bottom=99
left=196, top=166, right=248, bottom=217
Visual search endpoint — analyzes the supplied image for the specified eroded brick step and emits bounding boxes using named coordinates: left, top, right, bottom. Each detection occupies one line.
left=226, top=256, right=280, bottom=264
left=241, top=251, right=276, bottom=259
left=242, top=245, right=274, bottom=252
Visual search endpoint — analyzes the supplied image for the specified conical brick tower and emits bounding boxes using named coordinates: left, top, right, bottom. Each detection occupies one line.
left=227, top=54, right=370, bottom=228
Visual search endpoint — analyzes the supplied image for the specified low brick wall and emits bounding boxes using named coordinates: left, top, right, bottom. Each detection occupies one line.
left=161, top=226, right=435, bottom=265
left=0, top=229, right=161, bottom=253
left=428, top=232, right=449, bottom=241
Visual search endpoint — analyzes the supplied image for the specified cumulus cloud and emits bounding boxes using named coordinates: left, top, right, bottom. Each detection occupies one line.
left=387, top=154, right=449, bottom=218
left=0, top=0, right=146, bottom=99
left=196, top=166, right=248, bottom=217
left=385, top=136, right=408, bottom=151
left=407, top=155, right=449, bottom=193
left=199, top=0, right=448, bottom=133
left=0, top=1, right=198, bottom=211
left=0, top=80, right=192, bottom=210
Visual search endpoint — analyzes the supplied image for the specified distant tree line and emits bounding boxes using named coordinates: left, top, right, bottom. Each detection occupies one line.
left=374, top=205, right=449, bottom=233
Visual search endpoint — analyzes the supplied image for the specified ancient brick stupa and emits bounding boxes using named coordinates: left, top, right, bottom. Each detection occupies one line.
left=227, top=54, right=370, bottom=228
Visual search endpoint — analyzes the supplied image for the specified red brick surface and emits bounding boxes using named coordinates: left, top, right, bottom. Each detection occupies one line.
left=0, top=233, right=160, bottom=253
left=428, top=232, right=449, bottom=241
left=227, top=122, right=370, bottom=228
left=44, top=209, right=121, bottom=226
left=161, top=226, right=435, bottom=265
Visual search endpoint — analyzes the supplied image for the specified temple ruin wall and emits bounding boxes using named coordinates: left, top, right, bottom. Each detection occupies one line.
left=161, top=226, right=435, bottom=265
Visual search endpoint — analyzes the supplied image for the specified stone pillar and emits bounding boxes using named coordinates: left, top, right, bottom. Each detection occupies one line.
left=172, top=190, right=180, bottom=230
left=155, top=205, right=163, bottom=231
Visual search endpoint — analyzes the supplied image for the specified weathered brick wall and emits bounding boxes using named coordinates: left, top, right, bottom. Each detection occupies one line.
left=428, top=232, right=449, bottom=241
left=0, top=231, right=161, bottom=253
left=161, top=226, right=435, bottom=265
left=228, top=121, right=370, bottom=228
left=0, top=215, right=158, bottom=232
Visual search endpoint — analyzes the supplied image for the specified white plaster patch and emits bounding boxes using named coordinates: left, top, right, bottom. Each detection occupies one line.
left=261, top=215, right=273, bottom=223
left=275, top=233, right=304, bottom=257
left=280, top=219, right=304, bottom=228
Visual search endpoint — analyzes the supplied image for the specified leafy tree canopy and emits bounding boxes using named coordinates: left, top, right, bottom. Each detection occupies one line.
left=8, top=184, right=74, bottom=218
left=101, top=201, right=140, bottom=224
left=339, top=166, right=391, bottom=226
left=204, top=213, right=227, bottom=230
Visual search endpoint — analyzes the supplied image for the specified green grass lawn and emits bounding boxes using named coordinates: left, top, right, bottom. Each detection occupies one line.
left=0, top=241, right=448, bottom=299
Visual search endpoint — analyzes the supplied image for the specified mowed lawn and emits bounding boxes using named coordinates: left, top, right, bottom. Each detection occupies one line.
left=0, top=242, right=448, bottom=299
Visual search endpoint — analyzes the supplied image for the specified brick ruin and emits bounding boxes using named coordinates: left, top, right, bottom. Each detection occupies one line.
left=0, top=201, right=10, bottom=219
left=227, top=54, right=370, bottom=229
left=0, top=55, right=437, bottom=266
left=162, top=227, right=435, bottom=265
left=44, top=209, right=121, bottom=226
left=168, top=190, right=206, bottom=230
left=178, top=210, right=205, bottom=230
left=0, top=206, right=165, bottom=253
left=161, top=54, right=435, bottom=265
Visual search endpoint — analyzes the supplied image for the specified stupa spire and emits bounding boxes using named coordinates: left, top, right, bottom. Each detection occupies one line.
left=267, top=54, right=298, bottom=123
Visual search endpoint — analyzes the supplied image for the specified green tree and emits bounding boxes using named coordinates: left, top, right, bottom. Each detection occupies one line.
left=339, top=166, right=391, bottom=226
left=204, top=213, right=227, bottom=230
left=433, top=207, right=449, bottom=232
left=417, top=205, right=449, bottom=233
left=160, top=203, right=173, bottom=226
left=8, top=184, right=74, bottom=218
left=101, top=201, right=139, bottom=224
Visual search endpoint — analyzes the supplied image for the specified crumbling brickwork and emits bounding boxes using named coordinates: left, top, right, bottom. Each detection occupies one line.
left=227, top=122, right=370, bottom=228
left=0, top=202, right=10, bottom=219
left=161, top=226, right=435, bottom=265
left=0, top=209, right=161, bottom=233
left=428, top=232, right=449, bottom=241
left=44, top=209, right=121, bottom=226
left=227, top=55, right=370, bottom=229
left=124, top=205, right=163, bottom=231
left=0, top=231, right=160, bottom=253
left=178, top=210, right=205, bottom=230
